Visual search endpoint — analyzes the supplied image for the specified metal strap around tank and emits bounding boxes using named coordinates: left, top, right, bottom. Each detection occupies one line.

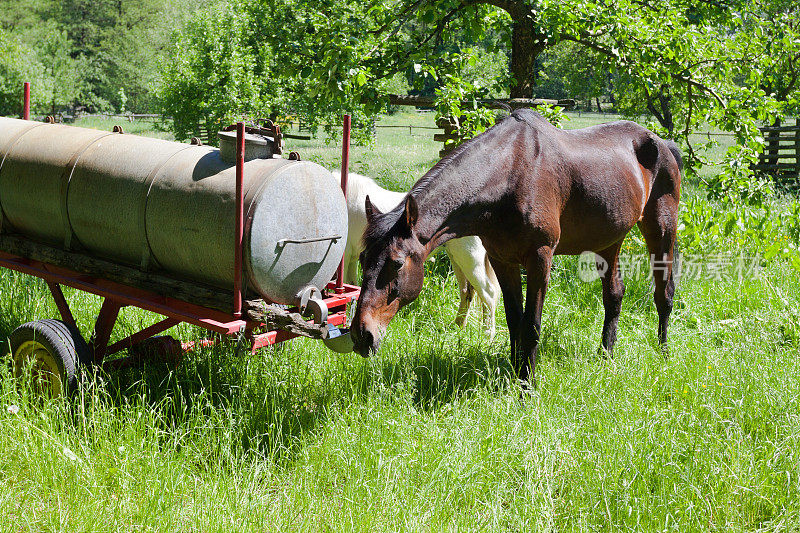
left=60, top=132, right=117, bottom=250
left=138, top=145, right=196, bottom=271
left=0, top=122, right=47, bottom=233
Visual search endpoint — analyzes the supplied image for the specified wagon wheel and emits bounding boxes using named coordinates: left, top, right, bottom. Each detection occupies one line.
left=9, top=319, right=91, bottom=398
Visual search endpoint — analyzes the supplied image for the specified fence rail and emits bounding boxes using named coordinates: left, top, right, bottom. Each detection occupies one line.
left=753, top=119, right=800, bottom=182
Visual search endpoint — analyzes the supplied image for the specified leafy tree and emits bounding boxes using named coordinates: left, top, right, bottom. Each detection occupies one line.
left=0, top=30, right=32, bottom=116
left=531, top=41, right=609, bottom=106
left=36, top=28, right=86, bottom=114
left=0, top=0, right=201, bottom=113
left=157, top=3, right=261, bottom=142
left=153, top=0, right=799, bottom=203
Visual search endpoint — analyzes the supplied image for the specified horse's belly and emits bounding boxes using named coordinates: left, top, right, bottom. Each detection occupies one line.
left=555, top=179, right=645, bottom=254
left=555, top=226, right=634, bottom=255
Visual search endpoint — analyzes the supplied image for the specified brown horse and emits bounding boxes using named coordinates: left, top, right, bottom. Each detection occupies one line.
left=351, top=109, right=682, bottom=386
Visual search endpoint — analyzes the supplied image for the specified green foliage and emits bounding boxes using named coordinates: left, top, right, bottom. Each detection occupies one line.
left=157, top=3, right=260, bottom=143
left=249, top=0, right=796, bottom=186
left=532, top=41, right=608, bottom=103
left=704, top=144, right=775, bottom=207
left=0, top=30, right=30, bottom=116
left=0, top=0, right=198, bottom=114
left=35, top=27, right=87, bottom=114
left=428, top=50, right=566, bottom=147
left=146, top=0, right=798, bottom=168
left=679, top=195, right=800, bottom=270
left=0, top=25, right=82, bottom=116
left=432, top=58, right=498, bottom=147
left=532, top=102, right=568, bottom=128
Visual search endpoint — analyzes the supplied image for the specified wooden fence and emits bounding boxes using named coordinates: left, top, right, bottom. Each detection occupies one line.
left=388, top=94, right=577, bottom=157
left=753, top=119, right=800, bottom=184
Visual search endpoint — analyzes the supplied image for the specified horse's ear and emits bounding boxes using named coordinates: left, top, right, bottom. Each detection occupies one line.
left=404, top=194, right=418, bottom=228
left=365, top=195, right=382, bottom=223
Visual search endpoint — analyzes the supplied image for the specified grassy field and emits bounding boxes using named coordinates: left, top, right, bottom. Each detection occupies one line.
left=2, top=111, right=799, bottom=531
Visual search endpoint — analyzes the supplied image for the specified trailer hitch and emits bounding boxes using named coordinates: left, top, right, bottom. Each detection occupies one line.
left=295, top=286, right=328, bottom=325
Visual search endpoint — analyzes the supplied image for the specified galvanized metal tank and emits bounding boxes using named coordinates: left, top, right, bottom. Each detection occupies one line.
left=0, top=117, right=347, bottom=306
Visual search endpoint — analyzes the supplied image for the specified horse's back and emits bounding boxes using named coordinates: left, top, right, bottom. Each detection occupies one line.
left=508, top=116, right=681, bottom=254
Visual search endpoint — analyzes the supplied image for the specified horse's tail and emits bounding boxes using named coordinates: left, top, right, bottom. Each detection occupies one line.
left=665, top=140, right=683, bottom=173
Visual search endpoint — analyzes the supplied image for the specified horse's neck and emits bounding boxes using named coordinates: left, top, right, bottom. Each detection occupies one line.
left=347, top=172, right=405, bottom=213
left=412, top=155, right=502, bottom=254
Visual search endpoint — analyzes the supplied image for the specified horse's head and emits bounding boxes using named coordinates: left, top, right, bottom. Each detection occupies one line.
left=351, top=194, right=426, bottom=356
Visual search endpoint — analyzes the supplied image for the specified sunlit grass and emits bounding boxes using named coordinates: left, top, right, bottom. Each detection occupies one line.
left=1, top=110, right=799, bottom=531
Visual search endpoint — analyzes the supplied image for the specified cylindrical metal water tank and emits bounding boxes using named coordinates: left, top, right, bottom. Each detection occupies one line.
left=0, top=117, right=347, bottom=306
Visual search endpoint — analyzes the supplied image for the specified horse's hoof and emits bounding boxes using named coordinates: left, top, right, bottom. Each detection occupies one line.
left=660, top=344, right=670, bottom=359
left=595, top=346, right=614, bottom=360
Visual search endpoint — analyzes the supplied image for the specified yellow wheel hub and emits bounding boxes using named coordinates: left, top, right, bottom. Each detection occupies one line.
left=13, top=340, right=63, bottom=397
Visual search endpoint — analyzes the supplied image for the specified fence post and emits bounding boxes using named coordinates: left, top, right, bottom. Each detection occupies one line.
left=795, top=118, right=800, bottom=178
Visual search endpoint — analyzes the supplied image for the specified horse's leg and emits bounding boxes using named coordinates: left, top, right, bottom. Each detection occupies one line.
left=344, top=247, right=360, bottom=285
left=452, top=259, right=473, bottom=328
left=489, top=258, right=523, bottom=371
left=471, top=254, right=499, bottom=341
left=519, top=247, right=554, bottom=387
left=449, top=243, right=499, bottom=340
left=596, top=240, right=625, bottom=355
left=638, top=194, right=679, bottom=349
left=479, top=272, right=498, bottom=342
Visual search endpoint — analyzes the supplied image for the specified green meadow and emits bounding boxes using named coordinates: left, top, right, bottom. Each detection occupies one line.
left=1, top=111, right=799, bottom=531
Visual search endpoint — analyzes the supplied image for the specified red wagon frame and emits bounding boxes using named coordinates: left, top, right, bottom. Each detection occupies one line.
left=1, top=84, right=358, bottom=376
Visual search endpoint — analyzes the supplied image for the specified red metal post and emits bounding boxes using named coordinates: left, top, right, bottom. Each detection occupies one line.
left=233, top=122, right=245, bottom=318
left=23, top=82, right=30, bottom=121
left=335, top=114, right=351, bottom=292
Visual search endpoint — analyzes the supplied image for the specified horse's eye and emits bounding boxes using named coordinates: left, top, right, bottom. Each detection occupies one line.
left=390, top=257, right=405, bottom=271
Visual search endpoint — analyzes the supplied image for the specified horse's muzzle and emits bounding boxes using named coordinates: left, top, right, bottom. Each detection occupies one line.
left=351, top=328, right=379, bottom=358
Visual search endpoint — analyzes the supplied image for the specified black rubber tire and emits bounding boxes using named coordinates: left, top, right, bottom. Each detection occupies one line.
left=9, top=319, right=91, bottom=397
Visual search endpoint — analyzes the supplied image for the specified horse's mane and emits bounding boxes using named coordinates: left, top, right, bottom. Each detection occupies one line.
left=362, top=110, right=534, bottom=248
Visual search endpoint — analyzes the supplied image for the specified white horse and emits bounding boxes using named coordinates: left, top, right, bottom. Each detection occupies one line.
left=340, top=171, right=499, bottom=340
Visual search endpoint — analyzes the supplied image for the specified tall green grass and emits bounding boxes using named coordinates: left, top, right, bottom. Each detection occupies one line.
left=1, top=111, right=799, bottom=531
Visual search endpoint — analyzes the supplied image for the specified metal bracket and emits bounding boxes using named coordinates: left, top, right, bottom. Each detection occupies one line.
left=295, top=286, right=328, bottom=325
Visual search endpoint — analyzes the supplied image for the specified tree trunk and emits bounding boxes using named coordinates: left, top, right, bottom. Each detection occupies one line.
left=646, top=88, right=674, bottom=136
left=471, top=1, right=546, bottom=98
left=509, top=13, right=545, bottom=98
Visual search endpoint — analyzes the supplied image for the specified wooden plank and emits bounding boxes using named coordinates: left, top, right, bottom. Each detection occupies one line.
left=796, top=119, right=800, bottom=164
left=762, top=138, right=800, bottom=145
left=0, top=233, right=237, bottom=312
left=388, top=94, right=576, bottom=110
left=751, top=162, right=800, bottom=170
left=759, top=151, right=798, bottom=160
left=760, top=125, right=800, bottom=133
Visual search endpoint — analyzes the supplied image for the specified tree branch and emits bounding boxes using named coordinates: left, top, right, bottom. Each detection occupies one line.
left=563, top=33, right=727, bottom=108
left=369, top=1, right=477, bottom=78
